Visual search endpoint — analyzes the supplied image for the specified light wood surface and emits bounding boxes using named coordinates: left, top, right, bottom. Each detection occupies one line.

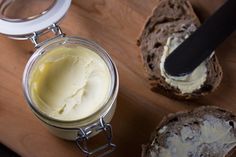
left=0, top=0, right=236, bottom=156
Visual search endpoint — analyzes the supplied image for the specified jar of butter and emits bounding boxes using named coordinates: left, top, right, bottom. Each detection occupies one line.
left=0, top=0, right=119, bottom=156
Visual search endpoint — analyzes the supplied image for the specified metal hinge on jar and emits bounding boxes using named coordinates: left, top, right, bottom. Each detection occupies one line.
left=29, top=24, right=65, bottom=48
left=76, top=117, right=116, bottom=157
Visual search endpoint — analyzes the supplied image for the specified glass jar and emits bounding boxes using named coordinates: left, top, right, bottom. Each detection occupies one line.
left=0, top=0, right=119, bottom=156
left=23, top=36, right=119, bottom=156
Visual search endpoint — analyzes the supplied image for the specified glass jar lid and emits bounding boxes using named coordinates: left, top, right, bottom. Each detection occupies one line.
left=0, top=0, right=71, bottom=39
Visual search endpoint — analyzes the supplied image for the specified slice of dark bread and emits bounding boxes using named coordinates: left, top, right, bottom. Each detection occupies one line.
left=142, top=106, right=236, bottom=157
left=137, top=0, right=223, bottom=99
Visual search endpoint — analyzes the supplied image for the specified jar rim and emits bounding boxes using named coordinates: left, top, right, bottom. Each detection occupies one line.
left=22, top=36, right=119, bottom=127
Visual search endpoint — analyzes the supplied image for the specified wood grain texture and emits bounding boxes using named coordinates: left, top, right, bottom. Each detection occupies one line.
left=0, top=0, right=236, bottom=156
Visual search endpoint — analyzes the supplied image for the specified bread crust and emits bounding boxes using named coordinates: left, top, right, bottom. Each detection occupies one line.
left=142, top=106, right=236, bottom=157
left=137, top=0, right=223, bottom=99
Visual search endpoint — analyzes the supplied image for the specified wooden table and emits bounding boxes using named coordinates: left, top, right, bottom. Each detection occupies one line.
left=0, top=0, right=236, bottom=156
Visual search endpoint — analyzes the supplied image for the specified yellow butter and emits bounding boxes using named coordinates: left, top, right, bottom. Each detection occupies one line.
left=29, top=46, right=111, bottom=121
left=160, top=36, right=207, bottom=94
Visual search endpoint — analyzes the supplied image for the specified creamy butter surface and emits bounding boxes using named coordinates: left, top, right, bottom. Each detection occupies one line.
left=160, top=36, right=207, bottom=94
left=30, top=46, right=111, bottom=121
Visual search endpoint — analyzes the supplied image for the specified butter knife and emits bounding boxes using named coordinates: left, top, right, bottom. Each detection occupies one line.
left=164, top=0, right=236, bottom=77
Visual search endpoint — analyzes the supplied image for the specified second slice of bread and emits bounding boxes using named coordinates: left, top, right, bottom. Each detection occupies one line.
left=142, top=106, right=236, bottom=157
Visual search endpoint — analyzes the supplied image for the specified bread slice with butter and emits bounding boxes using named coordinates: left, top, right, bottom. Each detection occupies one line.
left=137, top=0, right=223, bottom=99
left=142, top=106, right=236, bottom=157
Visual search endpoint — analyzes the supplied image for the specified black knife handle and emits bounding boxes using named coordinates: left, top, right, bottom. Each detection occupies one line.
left=164, top=0, right=236, bottom=76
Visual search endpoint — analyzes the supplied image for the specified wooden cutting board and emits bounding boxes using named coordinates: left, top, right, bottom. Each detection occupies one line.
left=0, top=0, right=235, bottom=156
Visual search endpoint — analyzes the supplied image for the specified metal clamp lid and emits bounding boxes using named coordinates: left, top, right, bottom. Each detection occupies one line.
left=0, top=0, right=71, bottom=39
left=76, top=118, right=116, bottom=157
left=29, top=23, right=65, bottom=48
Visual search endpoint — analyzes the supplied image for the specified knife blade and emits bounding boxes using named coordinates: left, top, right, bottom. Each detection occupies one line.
left=164, top=0, right=236, bottom=77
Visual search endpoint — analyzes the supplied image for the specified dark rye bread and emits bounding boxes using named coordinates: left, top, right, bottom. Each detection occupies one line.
left=142, top=106, right=236, bottom=157
left=137, top=0, right=223, bottom=99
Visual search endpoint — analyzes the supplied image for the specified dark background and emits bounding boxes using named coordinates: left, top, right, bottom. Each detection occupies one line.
left=0, top=144, right=19, bottom=157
